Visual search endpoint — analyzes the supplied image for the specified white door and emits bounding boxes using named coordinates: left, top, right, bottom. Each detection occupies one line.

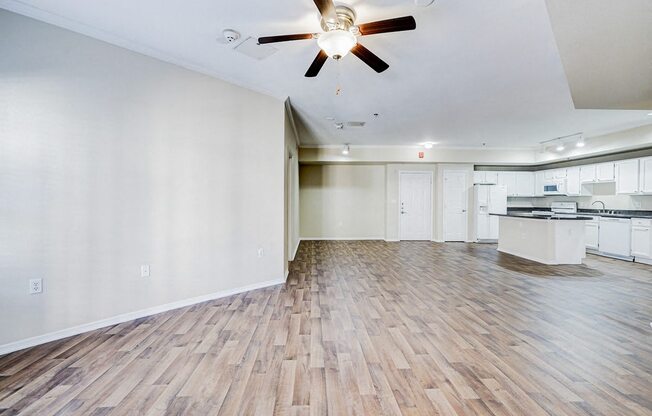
left=399, top=172, right=432, bottom=241
left=443, top=170, right=468, bottom=242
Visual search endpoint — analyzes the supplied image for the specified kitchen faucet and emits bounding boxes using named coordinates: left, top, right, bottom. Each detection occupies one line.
left=592, top=200, right=606, bottom=213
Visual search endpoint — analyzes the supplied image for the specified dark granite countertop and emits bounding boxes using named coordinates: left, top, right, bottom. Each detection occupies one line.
left=507, top=207, right=652, bottom=219
left=491, top=213, right=594, bottom=221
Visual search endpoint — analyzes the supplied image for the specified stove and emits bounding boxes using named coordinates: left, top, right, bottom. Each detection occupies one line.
left=532, top=202, right=578, bottom=218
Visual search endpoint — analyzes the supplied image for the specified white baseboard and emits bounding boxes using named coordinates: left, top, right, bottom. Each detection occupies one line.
left=291, top=239, right=300, bottom=260
left=0, top=278, right=285, bottom=356
left=385, top=239, right=400, bottom=242
left=300, top=237, right=385, bottom=241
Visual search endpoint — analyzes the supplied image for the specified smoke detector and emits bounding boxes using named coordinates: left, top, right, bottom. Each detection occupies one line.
left=220, top=29, right=241, bottom=44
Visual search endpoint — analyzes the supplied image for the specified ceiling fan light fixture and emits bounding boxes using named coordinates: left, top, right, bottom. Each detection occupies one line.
left=317, top=29, right=357, bottom=59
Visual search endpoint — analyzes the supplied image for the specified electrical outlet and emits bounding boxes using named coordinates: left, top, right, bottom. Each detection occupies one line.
left=29, top=278, right=42, bottom=294
left=140, top=264, right=150, bottom=278
left=257, top=248, right=264, bottom=258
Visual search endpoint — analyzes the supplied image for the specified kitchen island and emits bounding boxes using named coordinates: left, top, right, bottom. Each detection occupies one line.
left=491, top=213, right=593, bottom=265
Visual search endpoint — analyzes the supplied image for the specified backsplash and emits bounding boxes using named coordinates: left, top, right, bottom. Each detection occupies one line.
left=507, top=183, right=652, bottom=210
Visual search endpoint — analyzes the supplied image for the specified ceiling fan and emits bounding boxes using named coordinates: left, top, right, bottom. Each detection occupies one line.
left=258, top=0, right=416, bottom=77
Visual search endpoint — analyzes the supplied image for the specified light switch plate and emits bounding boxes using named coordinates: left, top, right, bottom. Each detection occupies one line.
left=141, top=264, right=150, bottom=277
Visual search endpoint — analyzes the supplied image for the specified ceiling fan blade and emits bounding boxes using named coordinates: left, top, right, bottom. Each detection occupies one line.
left=357, top=16, right=416, bottom=36
left=258, top=33, right=314, bottom=44
left=350, top=44, right=389, bottom=73
left=305, top=50, right=329, bottom=77
left=313, top=0, right=339, bottom=25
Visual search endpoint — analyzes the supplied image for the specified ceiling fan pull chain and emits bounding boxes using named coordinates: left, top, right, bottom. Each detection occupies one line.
left=335, top=59, right=342, bottom=96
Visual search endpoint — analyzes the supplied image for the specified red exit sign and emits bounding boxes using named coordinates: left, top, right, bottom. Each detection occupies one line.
left=418, top=151, right=425, bottom=159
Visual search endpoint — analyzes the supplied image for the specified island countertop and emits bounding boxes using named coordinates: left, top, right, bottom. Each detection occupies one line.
left=490, top=213, right=594, bottom=221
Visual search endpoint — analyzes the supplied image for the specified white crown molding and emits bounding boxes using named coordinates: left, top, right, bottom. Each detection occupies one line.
left=0, top=277, right=285, bottom=356
left=0, top=0, right=285, bottom=101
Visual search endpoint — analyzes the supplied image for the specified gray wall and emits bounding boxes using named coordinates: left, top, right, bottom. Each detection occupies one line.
left=0, top=10, right=285, bottom=348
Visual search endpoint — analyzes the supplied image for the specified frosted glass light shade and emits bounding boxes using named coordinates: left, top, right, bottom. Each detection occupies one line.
left=318, top=30, right=357, bottom=59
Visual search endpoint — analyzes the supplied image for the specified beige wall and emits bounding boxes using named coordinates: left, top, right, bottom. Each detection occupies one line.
left=299, top=163, right=477, bottom=242
left=0, top=10, right=285, bottom=349
left=300, top=165, right=386, bottom=239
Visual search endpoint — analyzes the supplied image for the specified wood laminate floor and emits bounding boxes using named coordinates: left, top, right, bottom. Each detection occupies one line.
left=1, top=241, right=651, bottom=415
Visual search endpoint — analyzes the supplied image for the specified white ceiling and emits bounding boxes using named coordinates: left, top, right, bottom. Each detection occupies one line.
left=2, top=0, right=651, bottom=147
left=546, top=0, right=652, bottom=111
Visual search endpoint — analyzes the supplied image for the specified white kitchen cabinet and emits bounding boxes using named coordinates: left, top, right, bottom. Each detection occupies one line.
left=580, top=165, right=597, bottom=183
left=534, top=171, right=545, bottom=197
left=514, top=172, right=534, bottom=197
left=544, top=170, right=555, bottom=180
left=585, top=219, right=600, bottom=250
left=497, top=172, right=516, bottom=196
left=553, top=169, right=567, bottom=179
left=639, top=157, right=652, bottom=194
left=474, top=171, right=498, bottom=184
left=566, top=167, right=582, bottom=196
left=596, top=162, right=615, bottom=182
left=631, top=219, right=652, bottom=259
left=615, top=159, right=639, bottom=194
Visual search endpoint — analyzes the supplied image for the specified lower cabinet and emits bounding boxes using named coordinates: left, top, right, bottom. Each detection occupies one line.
left=585, top=220, right=600, bottom=250
left=631, top=219, right=652, bottom=260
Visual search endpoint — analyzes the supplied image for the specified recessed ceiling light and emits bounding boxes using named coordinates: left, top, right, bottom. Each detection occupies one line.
left=325, top=116, right=335, bottom=121
left=648, top=112, right=652, bottom=116
left=576, top=140, right=585, bottom=148
left=421, top=141, right=437, bottom=149
left=342, top=144, right=350, bottom=155
left=556, top=144, right=565, bottom=151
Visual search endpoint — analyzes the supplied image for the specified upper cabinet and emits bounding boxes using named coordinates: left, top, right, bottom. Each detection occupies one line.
left=596, top=162, right=615, bottom=182
left=566, top=167, right=582, bottom=196
left=553, top=169, right=567, bottom=179
left=515, top=172, right=535, bottom=197
left=476, top=156, right=652, bottom=197
left=474, top=171, right=498, bottom=185
left=640, top=157, right=652, bottom=194
left=580, top=165, right=597, bottom=183
left=534, top=171, right=545, bottom=197
left=615, top=159, right=640, bottom=195
left=497, top=172, right=517, bottom=196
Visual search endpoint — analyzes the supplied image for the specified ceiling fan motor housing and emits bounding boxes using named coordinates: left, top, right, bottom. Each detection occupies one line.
left=320, top=5, right=357, bottom=32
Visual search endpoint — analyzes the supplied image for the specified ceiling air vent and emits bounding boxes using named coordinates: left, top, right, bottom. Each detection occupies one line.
left=345, top=121, right=366, bottom=128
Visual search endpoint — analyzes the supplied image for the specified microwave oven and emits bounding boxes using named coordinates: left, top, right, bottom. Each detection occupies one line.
left=543, top=180, right=567, bottom=195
